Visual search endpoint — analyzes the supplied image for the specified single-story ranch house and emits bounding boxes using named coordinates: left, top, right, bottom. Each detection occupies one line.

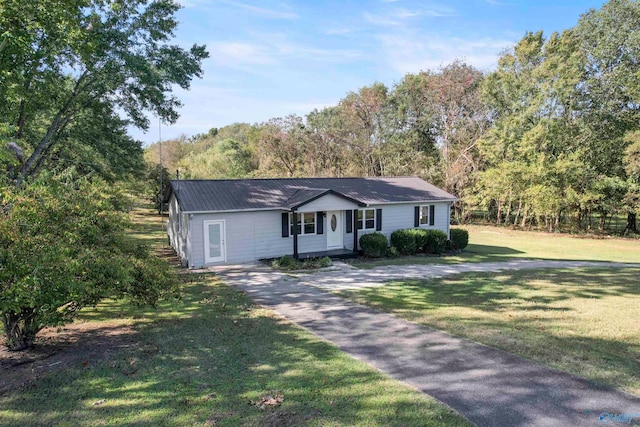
left=165, top=177, right=457, bottom=268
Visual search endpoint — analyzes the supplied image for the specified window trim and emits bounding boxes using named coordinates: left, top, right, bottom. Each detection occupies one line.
left=418, top=205, right=432, bottom=226
left=289, top=212, right=317, bottom=236
left=357, top=208, right=376, bottom=230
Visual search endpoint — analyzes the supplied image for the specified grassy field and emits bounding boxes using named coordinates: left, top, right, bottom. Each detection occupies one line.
left=0, top=206, right=470, bottom=427
left=351, top=225, right=640, bottom=268
left=336, top=267, right=640, bottom=396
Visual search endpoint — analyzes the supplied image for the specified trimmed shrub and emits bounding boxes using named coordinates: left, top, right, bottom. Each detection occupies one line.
left=359, top=232, right=388, bottom=258
left=424, top=229, right=448, bottom=254
left=390, top=229, right=418, bottom=255
left=412, top=228, right=430, bottom=252
left=386, top=246, right=400, bottom=257
left=272, top=255, right=297, bottom=270
left=272, top=255, right=332, bottom=270
left=317, top=256, right=332, bottom=268
left=449, top=228, right=469, bottom=250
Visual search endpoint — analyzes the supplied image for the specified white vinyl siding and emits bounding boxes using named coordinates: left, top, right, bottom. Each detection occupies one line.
left=167, top=194, right=188, bottom=265
left=297, top=194, right=359, bottom=212
left=344, top=202, right=451, bottom=250
left=177, top=201, right=452, bottom=266
left=188, top=210, right=329, bottom=267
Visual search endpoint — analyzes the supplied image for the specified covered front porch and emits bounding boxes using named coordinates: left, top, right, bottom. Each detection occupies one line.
left=282, top=188, right=365, bottom=260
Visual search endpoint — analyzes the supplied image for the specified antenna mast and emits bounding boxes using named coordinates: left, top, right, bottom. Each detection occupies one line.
left=159, top=118, right=164, bottom=245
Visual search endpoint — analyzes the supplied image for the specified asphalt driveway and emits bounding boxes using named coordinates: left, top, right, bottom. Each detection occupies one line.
left=213, top=261, right=640, bottom=427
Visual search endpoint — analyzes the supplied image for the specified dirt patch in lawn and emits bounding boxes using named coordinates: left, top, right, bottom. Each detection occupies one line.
left=0, top=321, right=139, bottom=395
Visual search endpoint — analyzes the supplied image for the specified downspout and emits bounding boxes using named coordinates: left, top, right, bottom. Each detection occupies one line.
left=353, top=209, right=358, bottom=255
left=292, top=209, right=299, bottom=260
left=448, top=201, right=452, bottom=239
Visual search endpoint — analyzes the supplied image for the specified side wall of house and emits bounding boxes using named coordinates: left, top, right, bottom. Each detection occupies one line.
left=189, top=210, right=330, bottom=268
left=167, top=194, right=189, bottom=265
left=343, top=202, right=451, bottom=250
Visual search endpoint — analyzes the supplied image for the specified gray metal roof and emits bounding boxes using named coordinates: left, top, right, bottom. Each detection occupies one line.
left=168, top=177, right=457, bottom=212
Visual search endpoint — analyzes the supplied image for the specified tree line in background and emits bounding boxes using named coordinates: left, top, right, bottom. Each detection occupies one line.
left=146, top=0, right=640, bottom=234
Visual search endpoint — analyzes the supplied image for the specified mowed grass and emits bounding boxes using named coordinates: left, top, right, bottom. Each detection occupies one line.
left=351, top=225, right=640, bottom=268
left=0, top=206, right=470, bottom=427
left=336, top=268, right=640, bottom=396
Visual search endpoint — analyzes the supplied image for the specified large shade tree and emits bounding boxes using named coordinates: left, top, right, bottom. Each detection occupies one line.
left=0, top=177, right=179, bottom=350
left=0, top=0, right=208, bottom=183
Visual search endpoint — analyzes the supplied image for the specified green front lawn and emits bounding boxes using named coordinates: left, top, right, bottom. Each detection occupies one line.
left=335, top=267, right=640, bottom=396
left=0, top=207, right=469, bottom=427
left=351, top=225, right=640, bottom=268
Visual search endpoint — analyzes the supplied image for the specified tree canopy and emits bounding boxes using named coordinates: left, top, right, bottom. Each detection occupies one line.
left=0, top=0, right=208, bottom=183
left=0, top=177, right=178, bottom=350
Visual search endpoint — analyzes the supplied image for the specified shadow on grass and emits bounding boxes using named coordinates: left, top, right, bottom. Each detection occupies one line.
left=370, top=268, right=640, bottom=311
left=339, top=267, right=640, bottom=395
left=0, top=274, right=465, bottom=427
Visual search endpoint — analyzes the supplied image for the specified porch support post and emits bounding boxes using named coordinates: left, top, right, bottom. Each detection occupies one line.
left=353, top=209, right=358, bottom=255
left=292, top=209, right=299, bottom=260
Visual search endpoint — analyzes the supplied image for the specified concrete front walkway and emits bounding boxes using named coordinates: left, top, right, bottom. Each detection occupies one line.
left=213, top=262, right=640, bottom=427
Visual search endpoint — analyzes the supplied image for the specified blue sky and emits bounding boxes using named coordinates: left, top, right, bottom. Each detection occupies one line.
left=134, top=0, right=606, bottom=145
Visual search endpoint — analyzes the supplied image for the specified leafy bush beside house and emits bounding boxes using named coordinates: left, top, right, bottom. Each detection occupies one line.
left=391, top=229, right=419, bottom=255
left=390, top=228, right=448, bottom=255
left=449, top=228, right=469, bottom=250
left=359, top=232, right=388, bottom=257
left=424, top=229, right=448, bottom=255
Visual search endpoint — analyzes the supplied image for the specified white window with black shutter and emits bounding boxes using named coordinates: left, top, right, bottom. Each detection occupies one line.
left=281, top=212, right=321, bottom=237
left=415, top=205, right=435, bottom=227
left=356, top=208, right=382, bottom=231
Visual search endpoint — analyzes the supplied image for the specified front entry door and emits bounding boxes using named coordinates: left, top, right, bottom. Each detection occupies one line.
left=204, top=220, right=226, bottom=263
left=326, top=211, right=343, bottom=249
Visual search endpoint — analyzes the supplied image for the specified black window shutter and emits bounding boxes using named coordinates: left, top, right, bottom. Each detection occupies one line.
left=317, top=212, right=324, bottom=234
left=281, top=212, right=289, bottom=237
left=346, top=210, right=353, bottom=233
left=414, top=206, right=420, bottom=227
left=429, top=205, right=435, bottom=226
left=376, top=208, right=382, bottom=231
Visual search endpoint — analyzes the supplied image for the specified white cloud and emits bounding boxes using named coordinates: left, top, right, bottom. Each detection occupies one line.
left=210, top=42, right=278, bottom=67
left=485, top=0, right=511, bottom=5
left=364, top=12, right=402, bottom=27
left=221, top=0, right=299, bottom=19
left=209, top=35, right=363, bottom=72
left=376, top=33, right=514, bottom=74
left=323, top=27, right=357, bottom=35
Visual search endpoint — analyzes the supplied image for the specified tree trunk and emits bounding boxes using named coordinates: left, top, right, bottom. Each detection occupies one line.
left=2, top=311, right=38, bottom=351
left=505, top=199, right=512, bottom=226
left=514, top=200, right=522, bottom=227
left=520, top=204, right=529, bottom=228
left=626, top=212, right=637, bottom=233
left=576, top=210, right=583, bottom=231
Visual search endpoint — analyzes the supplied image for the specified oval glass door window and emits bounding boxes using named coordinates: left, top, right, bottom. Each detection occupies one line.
left=331, top=214, right=337, bottom=231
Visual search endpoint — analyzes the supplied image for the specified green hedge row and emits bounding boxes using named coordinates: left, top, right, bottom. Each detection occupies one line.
left=358, top=228, right=469, bottom=258
left=390, top=228, right=448, bottom=255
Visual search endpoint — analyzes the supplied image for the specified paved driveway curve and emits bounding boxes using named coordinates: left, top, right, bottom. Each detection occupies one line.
left=213, top=261, right=640, bottom=427
left=296, top=259, right=640, bottom=291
